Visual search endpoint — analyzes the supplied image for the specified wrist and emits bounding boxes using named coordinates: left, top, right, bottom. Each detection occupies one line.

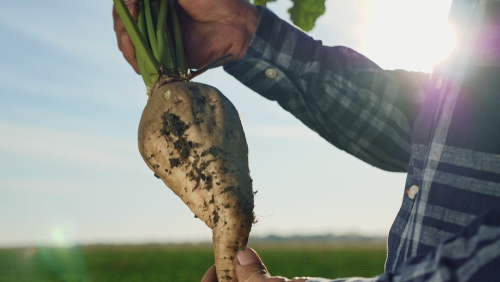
left=231, top=3, right=260, bottom=62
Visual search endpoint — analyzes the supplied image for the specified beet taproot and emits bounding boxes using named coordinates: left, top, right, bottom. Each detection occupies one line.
left=138, top=80, right=254, bottom=281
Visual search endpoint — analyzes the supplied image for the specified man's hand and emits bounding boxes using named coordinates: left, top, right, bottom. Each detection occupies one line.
left=201, top=248, right=310, bottom=282
left=113, top=0, right=141, bottom=73
left=112, top=0, right=260, bottom=73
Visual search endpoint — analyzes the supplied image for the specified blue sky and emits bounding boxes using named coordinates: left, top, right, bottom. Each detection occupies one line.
left=0, top=0, right=452, bottom=247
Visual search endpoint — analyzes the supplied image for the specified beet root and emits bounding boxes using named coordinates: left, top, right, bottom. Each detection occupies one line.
left=138, top=80, right=254, bottom=281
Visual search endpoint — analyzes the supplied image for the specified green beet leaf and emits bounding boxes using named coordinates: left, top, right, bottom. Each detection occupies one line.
left=253, top=0, right=276, bottom=7
left=288, top=0, right=326, bottom=32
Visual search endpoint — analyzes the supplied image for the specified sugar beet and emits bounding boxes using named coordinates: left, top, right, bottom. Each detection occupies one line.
left=138, top=80, right=254, bottom=281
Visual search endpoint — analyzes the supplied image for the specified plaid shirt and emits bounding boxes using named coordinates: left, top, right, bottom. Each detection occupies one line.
left=225, top=0, right=500, bottom=281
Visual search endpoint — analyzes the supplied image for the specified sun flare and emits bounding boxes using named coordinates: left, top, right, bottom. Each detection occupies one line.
left=363, top=1, right=455, bottom=73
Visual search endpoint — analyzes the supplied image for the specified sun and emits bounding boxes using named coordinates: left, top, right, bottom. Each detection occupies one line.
left=362, top=0, right=455, bottom=73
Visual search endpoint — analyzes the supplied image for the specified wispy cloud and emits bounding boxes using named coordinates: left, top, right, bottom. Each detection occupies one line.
left=0, top=121, right=140, bottom=171
left=0, top=1, right=147, bottom=108
left=1, top=177, right=98, bottom=194
left=0, top=68, right=75, bottom=99
left=0, top=66, right=146, bottom=109
left=245, top=124, right=323, bottom=142
left=0, top=2, right=121, bottom=67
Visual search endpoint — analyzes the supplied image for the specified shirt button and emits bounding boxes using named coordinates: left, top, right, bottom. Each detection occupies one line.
left=407, top=185, right=419, bottom=200
left=265, top=68, right=278, bottom=78
left=436, top=76, right=444, bottom=89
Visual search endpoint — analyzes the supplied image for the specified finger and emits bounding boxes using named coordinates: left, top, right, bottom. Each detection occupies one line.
left=113, top=1, right=138, bottom=44
left=121, top=32, right=140, bottom=73
left=113, top=6, right=122, bottom=51
left=201, top=265, right=218, bottom=282
left=113, top=2, right=140, bottom=73
left=235, top=248, right=272, bottom=282
left=290, top=277, right=310, bottom=282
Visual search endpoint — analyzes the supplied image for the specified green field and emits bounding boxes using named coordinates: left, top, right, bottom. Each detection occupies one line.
left=0, top=244, right=386, bottom=281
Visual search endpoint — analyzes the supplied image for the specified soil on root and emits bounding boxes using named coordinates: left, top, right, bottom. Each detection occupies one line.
left=162, top=112, right=188, bottom=137
left=159, top=101, right=255, bottom=225
left=160, top=111, right=219, bottom=191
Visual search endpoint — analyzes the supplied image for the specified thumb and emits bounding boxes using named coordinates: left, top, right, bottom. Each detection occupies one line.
left=235, top=248, right=271, bottom=282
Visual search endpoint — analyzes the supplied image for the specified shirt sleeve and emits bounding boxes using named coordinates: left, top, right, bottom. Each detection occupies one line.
left=305, top=207, right=500, bottom=282
left=224, top=7, right=429, bottom=172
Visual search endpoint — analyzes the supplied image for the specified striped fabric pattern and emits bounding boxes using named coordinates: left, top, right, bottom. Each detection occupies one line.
left=225, top=0, right=500, bottom=281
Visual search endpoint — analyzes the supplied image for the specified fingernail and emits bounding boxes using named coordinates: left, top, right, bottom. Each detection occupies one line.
left=126, top=4, right=133, bottom=11
left=236, top=248, right=259, bottom=266
left=121, top=32, right=127, bottom=46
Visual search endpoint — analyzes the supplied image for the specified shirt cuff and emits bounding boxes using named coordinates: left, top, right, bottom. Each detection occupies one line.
left=223, top=6, right=316, bottom=101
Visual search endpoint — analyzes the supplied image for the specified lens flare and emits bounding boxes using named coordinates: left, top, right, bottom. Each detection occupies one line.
left=50, top=225, right=76, bottom=247
left=362, top=0, right=454, bottom=72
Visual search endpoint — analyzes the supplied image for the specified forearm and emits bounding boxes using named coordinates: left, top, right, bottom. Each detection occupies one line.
left=224, top=8, right=428, bottom=172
